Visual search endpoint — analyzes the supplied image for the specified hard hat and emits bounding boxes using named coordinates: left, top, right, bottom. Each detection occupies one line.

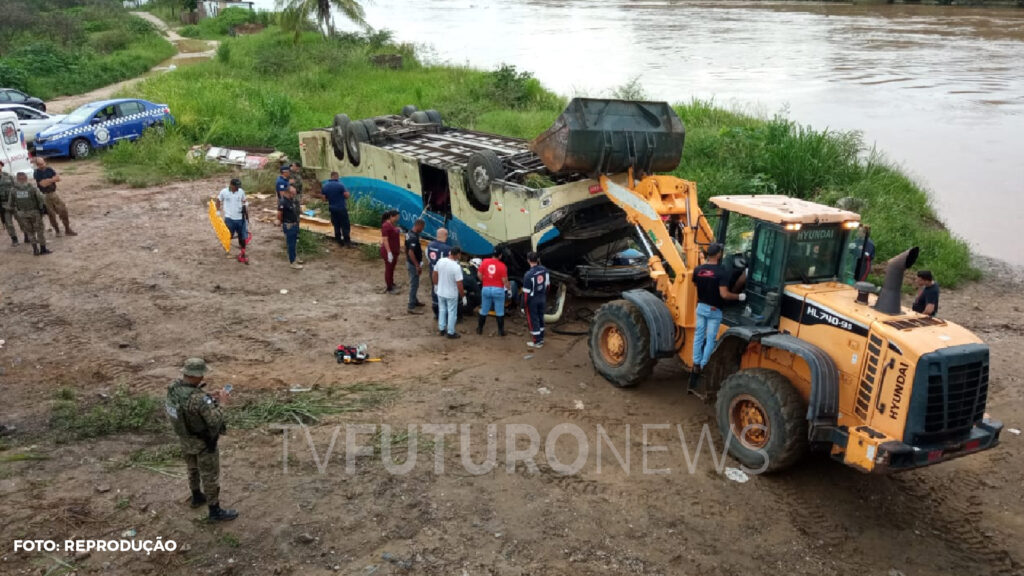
left=181, top=358, right=211, bottom=377
left=470, top=258, right=482, bottom=268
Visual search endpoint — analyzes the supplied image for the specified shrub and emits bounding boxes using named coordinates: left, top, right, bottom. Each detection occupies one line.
left=180, top=25, right=201, bottom=38
left=50, top=386, right=162, bottom=442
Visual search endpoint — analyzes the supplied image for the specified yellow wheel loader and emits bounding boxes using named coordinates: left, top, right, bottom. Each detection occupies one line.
left=531, top=98, right=1002, bottom=473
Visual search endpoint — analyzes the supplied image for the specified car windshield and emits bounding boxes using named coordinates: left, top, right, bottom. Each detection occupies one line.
left=62, top=105, right=102, bottom=125
left=784, top=226, right=843, bottom=282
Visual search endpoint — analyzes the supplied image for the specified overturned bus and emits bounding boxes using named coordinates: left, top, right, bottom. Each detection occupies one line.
left=296, top=99, right=686, bottom=297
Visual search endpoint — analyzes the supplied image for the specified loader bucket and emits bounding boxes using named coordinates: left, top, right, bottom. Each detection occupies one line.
left=529, top=98, right=685, bottom=175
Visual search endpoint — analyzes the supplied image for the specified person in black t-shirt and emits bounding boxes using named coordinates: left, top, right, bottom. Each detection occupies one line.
left=406, top=218, right=426, bottom=314
left=692, top=244, right=746, bottom=374
left=276, top=185, right=303, bottom=270
left=911, top=270, right=939, bottom=316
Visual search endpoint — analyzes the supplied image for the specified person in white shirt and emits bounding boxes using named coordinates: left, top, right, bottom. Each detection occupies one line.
left=215, top=178, right=249, bottom=264
left=432, top=247, right=466, bottom=339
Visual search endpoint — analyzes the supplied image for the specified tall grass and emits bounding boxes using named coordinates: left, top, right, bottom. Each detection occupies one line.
left=0, top=2, right=175, bottom=100
left=103, top=128, right=229, bottom=188
left=106, top=26, right=976, bottom=285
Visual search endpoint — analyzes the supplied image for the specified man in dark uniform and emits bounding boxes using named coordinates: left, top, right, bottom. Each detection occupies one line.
left=691, top=244, right=745, bottom=384
left=912, top=270, right=939, bottom=316
left=276, top=185, right=303, bottom=269
left=6, top=172, right=50, bottom=255
left=275, top=166, right=291, bottom=200
left=426, top=227, right=450, bottom=318
left=0, top=160, right=28, bottom=246
left=289, top=162, right=304, bottom=208
left=522, top=251, right=548, bottom=349
left=406, top=218, right=426, bottom=314
left=320, top=171, right=351, bottom=246
left=165, top=358, right=238, bottom=522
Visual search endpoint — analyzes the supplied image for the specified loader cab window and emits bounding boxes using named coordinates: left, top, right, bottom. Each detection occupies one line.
left=740, top=223, right=787, bottom=326
left=420, top=164, right=450, bottom=216
left=784, top=226, right=843, bottom=283
left=715, top=210, right=754, bottom=292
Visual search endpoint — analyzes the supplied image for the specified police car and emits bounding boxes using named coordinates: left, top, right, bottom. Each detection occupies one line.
left=34, top=98, right=174, bottom=159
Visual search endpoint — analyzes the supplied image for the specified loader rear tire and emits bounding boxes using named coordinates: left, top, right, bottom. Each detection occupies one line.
left=345, top=119, right=369, bottom=166
left=715, top=368, right=807, bottom=473
left=331, top=114, right=350, bottom=160
left=588, top=299, right=655, bottom=388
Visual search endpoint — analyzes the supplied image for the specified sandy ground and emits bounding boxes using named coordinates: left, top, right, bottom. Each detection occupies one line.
left=46, top=13, right=218, bottom=114
left=1, top=160, right=1023, bottom=576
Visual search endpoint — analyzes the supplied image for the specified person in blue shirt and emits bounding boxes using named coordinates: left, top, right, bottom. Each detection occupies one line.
left=522, top=251, right=549, bottom=349
left=426, top=228, right=451, bottom=318
left=319, top=171, right=351, bottom=246
left=275, top=166, right=291, bottom=200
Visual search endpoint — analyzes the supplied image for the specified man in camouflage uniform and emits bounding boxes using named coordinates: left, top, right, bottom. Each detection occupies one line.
left=0, top=160, right=28, bottom=246
left=289, top=162, right=304, bottom=210
left=5, top=172, right=50, bottom=255
left=165, top=358, right=238, bottom=522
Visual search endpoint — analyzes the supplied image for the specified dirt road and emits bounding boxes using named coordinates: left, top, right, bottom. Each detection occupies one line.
left=46, top=12, right=218, bottom=114
left=1, top=161, right=1022, bottom=575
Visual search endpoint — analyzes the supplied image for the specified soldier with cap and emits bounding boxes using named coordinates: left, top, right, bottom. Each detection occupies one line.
left=289, top=162, right=304, bottom=208
left=165, top=358, right=238, bottom=522
left=5, top=172, right=50, bottom=255
left=0, top=160, right=28, bottom=246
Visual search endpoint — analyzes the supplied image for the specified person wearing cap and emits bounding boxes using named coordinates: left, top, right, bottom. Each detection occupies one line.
left=691, top=243, right=745, bottom=382
left=276, top=184, right=303, bottom=270
left=912, top=270, right=939, bottom=317
left=216, top=178, right=249, bottom=264
left=0, top=160, right=28, bottom=246
left=5, top=172, right=50, bottom=256
left=33, top=157, right=76, bottom=237
left=165, top=358, right=238, bottom=522
left=275, top=165, right=291, bottom=200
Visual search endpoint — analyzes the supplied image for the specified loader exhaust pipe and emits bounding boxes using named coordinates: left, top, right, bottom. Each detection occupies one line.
left=874, top=246, right=919, bottom=315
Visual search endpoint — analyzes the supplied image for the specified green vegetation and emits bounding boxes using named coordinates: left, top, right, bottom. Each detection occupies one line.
left=104, top=24, right=975, bottom=285
left=104, top=128, right=228, bottom=188
left=50, top=386, right=162, bottom=442
left=228, top=383, right=397, bottom=428
left=349, top=197, right=385, bottom=227
left=179, top=7, right=273, bottom=40
left=295, top=228, right=324, bottom=257
left=0, top=0, right=175, bottom=100
left=672, top=100, right=979, bottom=286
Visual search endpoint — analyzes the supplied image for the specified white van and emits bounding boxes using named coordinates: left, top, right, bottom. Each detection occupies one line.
left=0, top=111, right=32, bottom=177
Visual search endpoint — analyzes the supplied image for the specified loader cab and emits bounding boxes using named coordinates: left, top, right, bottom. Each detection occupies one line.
left=709, top=196, right=863, bottom=328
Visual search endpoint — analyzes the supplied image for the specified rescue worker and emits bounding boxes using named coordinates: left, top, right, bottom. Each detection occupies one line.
left=406, top=218, right=426, bottom=314
left=275, top=166, right=291, bottom=200
left=319, top=171, right=351, bottom=247
left=522, top=252, right=548, bottom=349
left=165, top=358, right=238, bottom=522
left=215, top=178, right=249, bottom=264
left=289, top=162, right=304, bottom=208
left=426, top=228, right=451, bottom=317
left=0, top=160, right=28, bottom=246
left=276, top=185, right=303, bottom=270
left=33, top=157, right=76, bottom=236
left=690, top=243, right=745, bottom=387
left=380, top=210, right=401, bottom=294
left=477, top=251, right=509, bottom=336
left=6, top=172, right=50, bottom=255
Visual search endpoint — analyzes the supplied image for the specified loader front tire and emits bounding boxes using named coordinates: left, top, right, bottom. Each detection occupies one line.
left=588, top=299, right=655, bottom=388
left=716, top=368, right=807, bottom=473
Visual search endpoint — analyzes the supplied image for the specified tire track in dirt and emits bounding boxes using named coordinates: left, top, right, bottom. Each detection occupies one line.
left=887, top=470, right=1020, bottom=576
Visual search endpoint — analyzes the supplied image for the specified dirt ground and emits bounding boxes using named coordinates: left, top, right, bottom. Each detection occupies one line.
left=1, top=160, right=1023, bottom=576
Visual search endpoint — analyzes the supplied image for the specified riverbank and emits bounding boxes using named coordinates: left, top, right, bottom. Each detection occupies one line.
left=104, top=22, right=977, bottom=285
left=0, top=1, right=175, bottom=101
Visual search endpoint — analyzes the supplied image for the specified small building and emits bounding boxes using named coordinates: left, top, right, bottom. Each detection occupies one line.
left=199, top=1, right=255, bottom=19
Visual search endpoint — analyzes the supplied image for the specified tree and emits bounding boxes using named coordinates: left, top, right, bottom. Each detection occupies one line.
left=278, top=0, right=368, bottom=41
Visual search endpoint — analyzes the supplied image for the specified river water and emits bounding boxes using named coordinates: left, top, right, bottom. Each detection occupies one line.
left=259, top=0, right=1024, bottom=265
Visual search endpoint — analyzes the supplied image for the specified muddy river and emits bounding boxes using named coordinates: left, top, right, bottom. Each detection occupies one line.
left=262, top=0, right=1024, bottom=265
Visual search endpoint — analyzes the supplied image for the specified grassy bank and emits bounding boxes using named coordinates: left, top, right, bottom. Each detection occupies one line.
left=0, top=0, right=175, bottom=101
left=106, top=24, right=976, bottom=285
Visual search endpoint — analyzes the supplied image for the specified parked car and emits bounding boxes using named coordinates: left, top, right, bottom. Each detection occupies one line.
left=0, top=88, right=46, bottom=112
left=0, top=104, right=66, bottom=145
left=0, top=111, right=32, bottom=177
left=33, top=98, right=174, bottom=159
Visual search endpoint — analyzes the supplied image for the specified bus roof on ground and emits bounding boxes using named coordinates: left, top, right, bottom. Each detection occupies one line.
left=709, top=195, right=861, bottom=225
